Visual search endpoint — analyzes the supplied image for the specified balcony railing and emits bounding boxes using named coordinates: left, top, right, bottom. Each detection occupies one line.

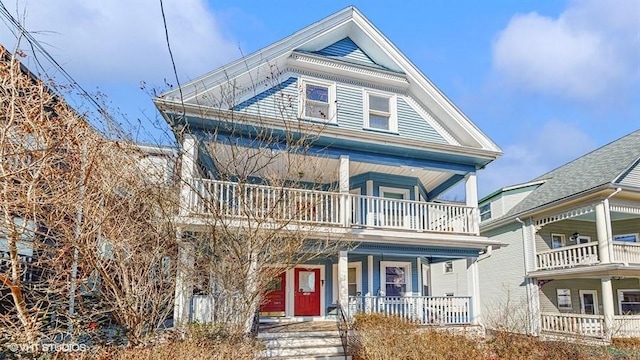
left=536, top=242, right=599, bottom=271
left=612, top=242, right=640, bottom=264
left=540, top=312, right=604, bottom=338
left=186, top=179, right=479, bottom=235
left=347, top=295, right=471, bottom=325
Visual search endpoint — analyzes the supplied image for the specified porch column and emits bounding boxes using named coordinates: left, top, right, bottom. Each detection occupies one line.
left=339, top=155, right=350, bottom=226
left=174, top=230, right=195, bottom=329
left=466, top=257, right=481, bottom=324
left=601, top=276, right=615, bottom=340
left=465, top=173, right=479, bottom=234
left=179, top=136, right=198, bottom=216
left=338, top=250, right=349, bottom=307
left=595, top=201, right=611, bottom=264
left=525, top=278, right=541, bottom=335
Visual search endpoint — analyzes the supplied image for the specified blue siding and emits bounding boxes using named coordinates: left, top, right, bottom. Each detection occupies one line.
left=336, top=84, right=363, bottom=128
left=314, top=37, right=378, bottom=67
left=397, top=98, right=447, bottom=144
left=233, top=77, right=298, bottom=119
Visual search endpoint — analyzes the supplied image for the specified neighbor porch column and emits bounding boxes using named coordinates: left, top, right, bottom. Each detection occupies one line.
left=179, top=136, right=199, bottom=216
left=339, top=155, right=350, bottom=226
left=466, top=257, right=481, bottom=325
left=174, top=229, right=195, bottom=329
left=595, top=201, right=611, bottom=264
left=601, top=276, right=615, bottom=340
left=465, top=173, right=479, bottom=234
left=338, top=250, right=349, bottom=308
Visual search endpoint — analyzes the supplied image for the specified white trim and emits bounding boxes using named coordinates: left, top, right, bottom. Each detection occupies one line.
left=551, top=233, right=566, bottom=249
left=617, top=289, right=640, bottom=314
left=421, top=262, right=430, bottom=296
left=379, top=186, right=410, bottom=199
left=576, top=235, right=591, bottom=244
left=367, top=255, right=374, bottom=296
left=613, top=233, right=639, bottom=243
left=362, top=89, right=398, bottom=133
left=579, top=290, right=599, bottom=315
left=380, top=261, right=412, bottom=296
left=287, top=264, right=326, bottom=317
left=298, top=77, right=337, bottom=123
left=332, top=261, right=362, bottom=303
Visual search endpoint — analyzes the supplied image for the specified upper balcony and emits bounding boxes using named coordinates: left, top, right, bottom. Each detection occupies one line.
left=536, top=241, right=640, bottom=271
left=183, top=178, right=479, bottom=236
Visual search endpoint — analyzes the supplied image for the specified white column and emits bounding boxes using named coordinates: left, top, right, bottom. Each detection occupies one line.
left=595, top=201, right=611, bottom=264
left=339, top=155, right=349, bottom=226
left=465, top=173, right=479, bottom=234
left=466, top=257, right=481, bottom=325
left=174, top=230, right=195, bottom=328
left=367, top=255, right=374, bottom=296
left=525, top=278, right=541, bottom=335
left=179, top=136, right=198, bottom=216
left=365, top=180, right=374, bottom=226
left=338, top=250, right=349, bottom=306
left=601, top=276, right=615, bottom=340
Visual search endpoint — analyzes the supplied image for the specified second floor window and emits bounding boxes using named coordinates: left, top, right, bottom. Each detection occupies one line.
left=364, top=91, right=397, bottom=132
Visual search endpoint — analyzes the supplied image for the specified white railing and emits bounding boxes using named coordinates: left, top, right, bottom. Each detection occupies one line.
left=540, top=312, right=604, bottom=338
left=613, top=315, right=640, bottom=338
left=187, top=179, right=479, bottom=235
left=612, top=242, right=640, bottom=264
left=536, top=243, right=599, bottom=270
left=347, top=296, right=471, bottom=325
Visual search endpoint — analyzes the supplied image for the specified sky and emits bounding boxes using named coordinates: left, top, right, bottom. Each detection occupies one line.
left=1, top=0, right=639, bottom=198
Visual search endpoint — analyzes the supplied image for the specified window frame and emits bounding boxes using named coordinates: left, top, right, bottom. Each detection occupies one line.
left=557, top=288, right=572, bottom=310
left=332, top=261, right=362, bottom=303
left=363, top=90, right=397, bottom=133
left=617, top=289, right=640, bottom=315
left=380, top=261, right=412, bottom=297
left=613, top=233, right=639, bottom=243
left=479, top=203, right=491, bottom=222
left=551, top=233, right=566, bottom=249
left=443, top=261, right=454, bottom=274
left=299, top=78, right=336, bottom=123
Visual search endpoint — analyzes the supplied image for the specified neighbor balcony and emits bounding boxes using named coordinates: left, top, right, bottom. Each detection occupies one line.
left=184, top=178, right=479, bottom=235
left=535, top=242, right=640, bottom=271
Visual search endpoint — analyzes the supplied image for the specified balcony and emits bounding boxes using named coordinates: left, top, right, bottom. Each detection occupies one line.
left=536, top=242, right=640, bottom=271
left=185, top=179, right=479, bottom=235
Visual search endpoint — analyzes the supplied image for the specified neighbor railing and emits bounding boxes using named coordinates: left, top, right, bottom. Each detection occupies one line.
left=536, top=242, right=599, bottom=271
left=187, top=179, right=479, bottom=235
left=347, top=296, right=471, bottom=325
left=612, top=315, right=640, bottom=338
left=612, top=242, right=640, bottom=264
left=540, top=312, right=604, bottom=338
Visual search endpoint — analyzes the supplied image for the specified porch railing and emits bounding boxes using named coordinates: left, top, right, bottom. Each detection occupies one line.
left=612, top=242, right=640, bottom=264
left=540, top=312, right=604, bottom=338
left=536, top=243, right=599, bottom=271
left=347, top=296, right=471, bottom=325
left=613, top=315, right=640, bottom=338
left=0, top=251, right=38, bottom=283
left=187, top=179, right=479, bottom=235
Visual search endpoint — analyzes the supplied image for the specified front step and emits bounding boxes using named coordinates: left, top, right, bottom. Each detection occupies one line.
left=259, top=324, right=350, bottom=359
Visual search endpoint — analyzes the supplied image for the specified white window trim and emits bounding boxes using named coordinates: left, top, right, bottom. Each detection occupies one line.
left=613, top=233, right=639, bottom=243
left=479, top=203, right=491, bottom=222
left=379, top=186, right=410, bottom=200
left=579, top=289, right=599, bottom=315
left=617, top=289, right=640, bottom=314
left=299, top=78, right=336, bottom=123
left=557, top=288, right=572, bottom=310
left=380, top=261, right=412, bottom=296
left=332, top=261, right=362, bottom=303
left=443, top=260, right=454, bottom=274
left=576, top=235, right=591, bottom=244
left=551, top=233, right=566, bottom=249
left=363, top=89, right=398, bottom=133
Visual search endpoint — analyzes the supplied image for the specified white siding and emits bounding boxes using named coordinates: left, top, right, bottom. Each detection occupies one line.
left=430, top=259, right=468, bottom=296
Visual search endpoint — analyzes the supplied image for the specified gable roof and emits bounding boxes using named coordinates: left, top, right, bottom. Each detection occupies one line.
left=500, top=129, right=640, bottom=219
left=155, top=6, right=501, bottom=159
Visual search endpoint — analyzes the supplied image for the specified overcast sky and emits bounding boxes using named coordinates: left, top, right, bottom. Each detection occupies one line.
left=1, top=0, right=638, bottom=197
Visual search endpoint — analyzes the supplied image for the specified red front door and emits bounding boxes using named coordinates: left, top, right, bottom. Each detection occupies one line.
left=260, top=272, right=286, bottom=317
left=294, top=268, right=321, bottom=316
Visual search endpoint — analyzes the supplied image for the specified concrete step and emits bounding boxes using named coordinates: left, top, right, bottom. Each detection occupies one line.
left=262, top=344, right=345, bottom=358
left=258, top=330, right=340, bottom=340
left=265, top=354, right=351, bottom=360
left=263, top=335, right=342, bottom=348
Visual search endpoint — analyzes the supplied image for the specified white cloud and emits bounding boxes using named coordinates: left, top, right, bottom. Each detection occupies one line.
left=492, top=0, right=639, bottom=100
left=1, top=0, right=239, bottom=85
left=478, top=121, right=596, bottom=197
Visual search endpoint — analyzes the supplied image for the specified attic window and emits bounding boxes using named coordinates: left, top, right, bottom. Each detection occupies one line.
left=364, top=90, right=397, bottom=132
left=300, top=79, right=335, bottom=122
left=479, top=203, right=491, bottom=222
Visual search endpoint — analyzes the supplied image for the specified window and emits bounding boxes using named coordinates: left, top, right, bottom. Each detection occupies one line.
left=557, top=289, right=572, bottom=309
left=300, top=79, right=335, bottom=122
left=613, top=233, right=639, bottom=243
left=551, top=234, right=565, bottom=249
left=364, top=91, right=397, bottom=132
left=381, top=261, right=411, bottom=297
left=618, top=290, right=640, bottom=314
left=479, top=203, right=491, bottom=221
left=332, top=262, right=362, bottom=302
left=444, top=261, right=454, bottom=274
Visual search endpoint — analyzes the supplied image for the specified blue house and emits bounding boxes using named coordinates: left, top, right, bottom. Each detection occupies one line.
left=155, top=7, right=502, bottom=326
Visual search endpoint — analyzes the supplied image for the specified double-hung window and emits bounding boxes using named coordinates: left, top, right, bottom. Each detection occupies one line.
left=618, top=290, right=640, bottom=314
left=381, top=261, right=411, bottom=297
left=364, top=91, right=397, bottom=132
left=300, top=79, right=335, bottom=122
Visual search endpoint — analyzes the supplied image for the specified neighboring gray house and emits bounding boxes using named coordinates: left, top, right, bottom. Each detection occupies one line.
left=432, top=129, right=640, bottom=340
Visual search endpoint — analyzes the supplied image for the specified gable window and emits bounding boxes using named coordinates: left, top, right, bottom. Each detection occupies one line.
left=479, top=203, right=491, bottom=222
left=300, top=79, right=335, bottom=122
left=364, top=91, right=397, bottom=132
left=443, top=261, right=453, bottom=274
